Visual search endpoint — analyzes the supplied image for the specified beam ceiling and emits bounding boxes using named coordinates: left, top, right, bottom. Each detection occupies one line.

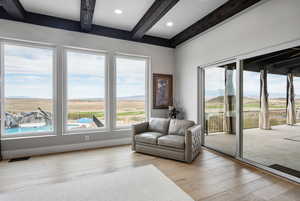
left=0, top=0, right=264, bottom=48
left=80, top=0, right=96, bottom=32
left=1, top=0, right=25, bottom=19
left=170, top=0, right=262, bottom=47
left=131, top=0, right=179, bottom=40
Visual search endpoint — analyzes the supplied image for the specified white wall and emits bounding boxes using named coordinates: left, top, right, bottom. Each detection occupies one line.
left=175, top=0, right=300, bottom=122
left=0, top=19, right=175, bottom=158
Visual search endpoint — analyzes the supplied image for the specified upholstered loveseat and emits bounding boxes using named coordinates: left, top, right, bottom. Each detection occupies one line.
left=132, top=118, right=202, bottom=163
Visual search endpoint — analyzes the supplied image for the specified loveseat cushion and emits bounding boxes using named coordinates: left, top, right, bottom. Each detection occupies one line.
left=158, top=135, right=185, bottom=149
left=168, top=119, right=195, bottom=136
left=135, top=132, right=165, bottom=145
left=148, top=118, right=170, bottom=134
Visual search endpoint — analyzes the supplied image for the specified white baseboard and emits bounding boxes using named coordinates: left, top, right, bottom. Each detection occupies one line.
left=2, top=138, right=131, bottom=160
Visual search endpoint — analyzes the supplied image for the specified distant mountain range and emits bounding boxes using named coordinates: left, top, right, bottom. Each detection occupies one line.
left=117, top=95, right=144, bottom=101
left=206, top=96, right=258, bottom=103
left=206, top=90, right=288, bottom=99
left=7, top=95, right=145, bottom=101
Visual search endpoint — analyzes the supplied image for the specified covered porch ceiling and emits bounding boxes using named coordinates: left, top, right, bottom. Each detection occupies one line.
left=244, top=46, right=300, bottom=75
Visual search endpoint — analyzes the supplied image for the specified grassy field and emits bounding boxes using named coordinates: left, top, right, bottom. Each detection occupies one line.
left=205, top=96, right=299, bottom=111
left=204, top=96, right=300, bottom=133
left=5, top=98, right=146, bottom=126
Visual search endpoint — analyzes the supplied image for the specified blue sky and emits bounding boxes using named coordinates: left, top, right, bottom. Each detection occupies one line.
left=205, top=67, right=300, bottom=99
left=4, top=44, right=146, bottom=99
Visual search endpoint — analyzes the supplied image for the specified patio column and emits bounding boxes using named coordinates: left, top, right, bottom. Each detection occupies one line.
left=223, top=66, right=235, bottom=134
left=287, top=73, right=296, bottom=125
left=259, top=68, right=271, bottom=130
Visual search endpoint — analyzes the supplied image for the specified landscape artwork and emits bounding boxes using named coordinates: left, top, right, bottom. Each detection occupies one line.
left=153, top=74, right=173, bottom=109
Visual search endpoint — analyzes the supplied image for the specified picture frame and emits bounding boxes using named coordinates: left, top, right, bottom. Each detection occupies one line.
left=153, top=74, right=173, bottom=109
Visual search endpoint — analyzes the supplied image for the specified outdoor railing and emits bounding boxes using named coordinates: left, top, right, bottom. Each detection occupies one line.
left=205, top=109, right=300, bottom=134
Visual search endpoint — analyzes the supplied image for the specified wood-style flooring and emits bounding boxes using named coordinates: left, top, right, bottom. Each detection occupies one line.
left=0, top=145, right=299, bottom=201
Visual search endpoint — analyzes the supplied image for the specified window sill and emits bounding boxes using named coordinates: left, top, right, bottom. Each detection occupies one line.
left=63, top=129, right=108, bottom=136
left=112, top=128, right=132, bottom=132
left=1, top=133, right=57, bottom=141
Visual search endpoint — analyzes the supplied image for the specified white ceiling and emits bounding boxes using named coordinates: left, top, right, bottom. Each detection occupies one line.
left=20, top=0, right=81, bottom=21
left=93, top=0, right=155, bottom=31
left=147, top=0, right=228, bottom=39
left=19, top=0, right=228, bottom=39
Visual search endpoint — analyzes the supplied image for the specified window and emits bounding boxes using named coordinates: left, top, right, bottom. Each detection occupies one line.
left=2, top=42, right=54, bottom=136
left=115, top=56, right=147, bottom=127
left=65, top=49, right=106, bottom=131
left=0, top=40, right=151, bottom=137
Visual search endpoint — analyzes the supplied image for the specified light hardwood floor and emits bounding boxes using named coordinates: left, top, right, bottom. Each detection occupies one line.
left=0, top=145, right=299, bottom=201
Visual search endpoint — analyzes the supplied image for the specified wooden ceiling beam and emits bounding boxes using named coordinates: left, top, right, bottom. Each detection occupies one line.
left=0, top=8, right=172, bottom=47
left=131, top=0, right=179, bottom=39
left=1, top=0, right=25, bottom=20
left=80, top=0, right=96, bottom=32
left=170, top=0, right=262, bottom=47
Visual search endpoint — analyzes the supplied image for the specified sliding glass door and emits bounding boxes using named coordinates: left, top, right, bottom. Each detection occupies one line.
left=202, top=62, right=237, bottom=156
left=199, top=45, right=300, bottom=182
left=242, top=48, right=300, bottom=181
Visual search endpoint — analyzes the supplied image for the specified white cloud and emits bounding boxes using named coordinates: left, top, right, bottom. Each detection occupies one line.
left=5, top=84, right=52, bottom=99
left=4, top=44, right=53, bottom=75
left=67, top=51, right=105, bottom=76
left=4, top=45, right=147, bottom=99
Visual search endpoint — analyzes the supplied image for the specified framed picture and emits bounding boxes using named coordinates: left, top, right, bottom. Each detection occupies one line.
left=153, top=74, right=173, bottom=109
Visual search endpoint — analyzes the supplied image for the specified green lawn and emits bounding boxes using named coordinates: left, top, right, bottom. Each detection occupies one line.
left=68, top=111, right=145, bottom=120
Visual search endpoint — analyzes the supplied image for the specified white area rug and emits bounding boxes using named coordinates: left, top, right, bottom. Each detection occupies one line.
left=0, top=165, right=194, bottom=201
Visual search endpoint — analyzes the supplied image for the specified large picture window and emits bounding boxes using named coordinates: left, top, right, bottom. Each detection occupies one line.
left=0, top=40, right=151, bottom=138
left=2, top=42, right=54, bottom=136
left=115, top=56, right=147, bottom=127
left=65, top=49, right=106, bottom=131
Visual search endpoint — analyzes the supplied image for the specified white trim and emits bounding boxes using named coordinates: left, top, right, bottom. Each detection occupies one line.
left=0, top=37, right=57, bottom=49
left=62, top=45, right=108, bottom=54
left=0, top=40, right=57, bottom=138
left=199, top=58, right=237, bottom=69
left=56, top=46, right=63, bottom=136
left=62, top=47, right=108, bottom=134
left=1, top=131, right=55, bottom=140
left=199, top=59, right=238, bottom=157
left=2, top=138, right=131, bottom=160
left=114, top=52, right=150, bottom=59
left=0, top=41, right=4, bottom=140
left=113, top=54, right=150, bottom=129
left=111, top=53, right=117, bottom=129
left=52, top=45, right=58, bottom=136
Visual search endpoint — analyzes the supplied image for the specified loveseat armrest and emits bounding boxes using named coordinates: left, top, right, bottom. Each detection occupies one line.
left=131, top=122, right=149, bottom=151
left=132, top=122, right=149, bottom=135
left=185, top=125, right=202, bottom=163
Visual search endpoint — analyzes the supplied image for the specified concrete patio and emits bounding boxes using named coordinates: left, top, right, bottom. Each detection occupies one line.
left=205, top=124, right=300, bottom=172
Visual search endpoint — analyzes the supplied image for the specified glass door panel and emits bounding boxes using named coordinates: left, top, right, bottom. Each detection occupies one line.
left=242, top=46, right=300, bottom=180
left=203, top=62, right=237, bottom=156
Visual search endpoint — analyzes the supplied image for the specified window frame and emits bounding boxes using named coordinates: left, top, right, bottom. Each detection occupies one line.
left=113, top=53, right=150, bottom=130
left=0, top=39, right=57, bottom=139
left=62, top=47, right=109, bottom=135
